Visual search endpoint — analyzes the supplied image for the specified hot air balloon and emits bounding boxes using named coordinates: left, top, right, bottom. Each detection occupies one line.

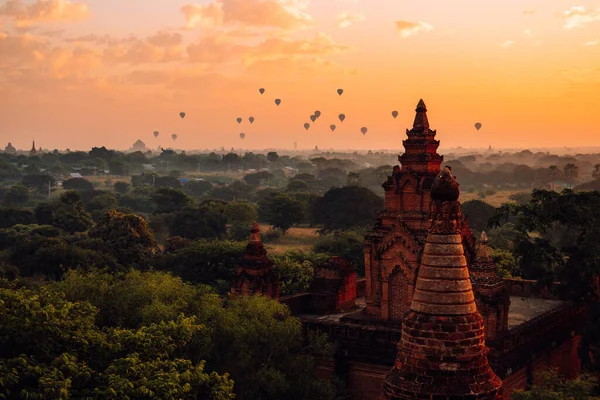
left=236, top=117, right=242, bottom=124
left=249, top=117, right=254, bottom=124
left=475, top=122, right=482, bottom=131
left=274, top=99, right=281, bottom=106
left=304, top=123, right=310, bottom=130
left=179, top=112, right=186, bottom=119
left=259, top=88, right=265, bottom=94
left=392, top=111, right=398, bottom=118
left=240, top=133, right=245, bottom=139
left=361, top=127, right=368, bottom=135
left=315, top=110, right=321, bottom=118
left=337, top=89, right=343, bottom=96
left=338, top=113, right=345, bottom=122
left=171, top=134, right=177, bottom=141
left=153, top=131, right=159, bottom=138
left=310, top=115, right=316, bottom=122
left=330, top=124, right=336, bottom=132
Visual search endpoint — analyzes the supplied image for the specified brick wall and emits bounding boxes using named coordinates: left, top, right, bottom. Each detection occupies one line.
left=388, top=269, right=408, bottom=321
left=357, top=278, right=366, bottom=298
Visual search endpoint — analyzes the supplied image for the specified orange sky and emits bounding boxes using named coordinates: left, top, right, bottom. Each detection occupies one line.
left=1, top=0, right=599, bottom=151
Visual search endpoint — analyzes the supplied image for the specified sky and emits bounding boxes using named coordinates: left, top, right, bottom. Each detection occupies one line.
left=0, top=0, right=599, bottom=151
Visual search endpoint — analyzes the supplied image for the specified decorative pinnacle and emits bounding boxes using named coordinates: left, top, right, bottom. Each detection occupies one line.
left=476, top=231, right=492, bottom=260
left=412, top=99, right=430, bottom=131
left=431, top=166, right=459, bottom=202
left=249, top=221, right=261, bottom=243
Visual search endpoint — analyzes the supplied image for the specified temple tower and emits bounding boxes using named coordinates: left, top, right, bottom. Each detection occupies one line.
left=381, top=167, right=503, bottom=399
left=470, top=232, right=510, bottom=340
left=231, top=222, right=279, bottom=299
left=30, top=141, right=37, bottom=156
left=364, top=99, right=477, bottom=321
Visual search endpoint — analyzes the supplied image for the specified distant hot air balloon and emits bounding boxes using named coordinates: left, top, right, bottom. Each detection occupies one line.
left=330, top=124, right=336, bottom=132
left=361, top=127, right=368, bottom=135
left=475, top=122, right=482, bottom=131
left=304, top=123, right=310, bottom=130
left=249, top=117, right=254, bottom=123
left=171, top=134, right=177, bottom=141
left=315, top=110, right=321, bottom=118
left=259, top=88, right=265, bottom=94
left=240, top=133, right=245, bottom=139
left=179, top=112, right=186, bottom=119
left=237, top=117, right=242, bottom=124
left=153, top=131, right=159, bottom=138
left=338, top=113, right=345, bottom=122
left=274, top=99, right=281, bottom=106
left=310, top=115, right=317, bottom=122
left=337, top=89, right=343, bottom=96
left=392, top=111, right=398, bottom=118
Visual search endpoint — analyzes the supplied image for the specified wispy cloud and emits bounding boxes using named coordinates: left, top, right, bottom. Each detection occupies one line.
left=395, top=20, right=434, bottom=38
left=336, top=12, right=365, bottom=28
left=563, top=6, right=600, bottom=29
left=0, top=0, right=90, bottom=26
left=584, top=40, right=599, bottom=45
left=524, top=29, right=532, bottom=35
left=523, top=9, right=535, bottom=15
left=500, top=40, right=515, bottom=48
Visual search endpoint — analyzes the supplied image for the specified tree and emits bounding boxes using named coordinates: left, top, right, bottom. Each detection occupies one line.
left=52, top=191, right=94, bottom=233
left=313, top=230, right=364, bottom=275
left=168, top=206, right=228, bottom=240
left=155, top=175, right=182, bottom=189
left=258, top=192, right=304, bottom=234
left=244, top=171, right=273, bottom=187
left=312, top=186, right=383, bottom=232
left=270, top=256, right=315, bottom=296
left=564, top=163, right=579, bottom=188
left=461, top=199, right=497, bottom=233
left=512, top=369, right=599, bottom=400
left=21, top=173, right=55, bottom=193
left=183, top=180, right=213, bottom=197
left=3, top=184, right=30, bottom=206
left=0, top=208, right=36, bottom=228
left=108, top=159, right=127, bottom=176
left=267, top=151, right=279, bottom=167
left=63, top=177, right=95, bottom=192
left=114, top=181, right=130, bottom=194
left=286, top=180, right=310, bottom=193
left=89, top=210, right=159, bottom=268
left=152, top=188, right=195, bottom=214
left=547, top=165, right=562, bottom=190
left=156, top=239, right=245, bottom=288
left=0, top=281, right=235, bottom=399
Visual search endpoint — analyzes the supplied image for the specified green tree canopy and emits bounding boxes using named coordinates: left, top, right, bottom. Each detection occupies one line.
left=312, top=186, right=383, bottom=232
left=258, top=192, right=304, bottom=234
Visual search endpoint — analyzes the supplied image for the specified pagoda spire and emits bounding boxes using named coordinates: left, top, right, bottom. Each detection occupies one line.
left=249, top=221, right=261, bottom=244
left=411, top=99, right=430, bottom=133
left=399, top=99, right=443, bottom=173
left=381, top=167, right=503, bottom=399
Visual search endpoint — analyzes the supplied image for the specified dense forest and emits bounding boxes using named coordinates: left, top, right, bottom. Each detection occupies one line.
left=2, top=147, right=600, bottom=398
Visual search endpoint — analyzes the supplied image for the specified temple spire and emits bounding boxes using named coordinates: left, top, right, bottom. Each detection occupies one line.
left=249, top=221, right=261, bottom=244
left=412, top=99, right=430, bottom=133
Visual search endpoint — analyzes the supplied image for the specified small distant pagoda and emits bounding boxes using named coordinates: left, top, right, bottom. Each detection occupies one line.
left=29, top=141, right=37, bottom=156
left=381, top=167, right=503, bottom=399
left=4, top=142, right=16, bottom=154
left=231, top=222, right=279, bottom=299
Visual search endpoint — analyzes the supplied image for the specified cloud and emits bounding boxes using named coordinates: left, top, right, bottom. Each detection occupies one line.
left=524, top=29, right=532, bottom=35
left=0, top=0, right=90, bottom=26
left=563, top=6, right=600, bottom=29
left=500, top=40, right=515, bottom=48
left=395, top=20, right=434, bottom=38
left=523, top=9, right=535, bottom=15
left=181, top=0, right=313, bottom=31
left=584, top=40, right=599, bottom=45
left=336, top=12, right=365, bottom=28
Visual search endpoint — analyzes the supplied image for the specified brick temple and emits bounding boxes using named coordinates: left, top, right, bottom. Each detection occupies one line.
left=279, top=100, right=585, bottom=399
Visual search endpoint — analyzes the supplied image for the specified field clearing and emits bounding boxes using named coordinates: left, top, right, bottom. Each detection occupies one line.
left=461, top=190, right=524, bottom=207
left=259, top=224, right=320, bottom=255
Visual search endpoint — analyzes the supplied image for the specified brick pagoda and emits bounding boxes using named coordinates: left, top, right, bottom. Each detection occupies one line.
left=231, top=222, right=279, bottom=299
left=364, top=99, right=477, bottom=321
left=381, top=167, right=503, bottom=399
